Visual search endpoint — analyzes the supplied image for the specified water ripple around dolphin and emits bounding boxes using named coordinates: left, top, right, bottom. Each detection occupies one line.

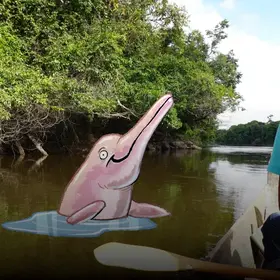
left=1, top=211, right=157, bottom=237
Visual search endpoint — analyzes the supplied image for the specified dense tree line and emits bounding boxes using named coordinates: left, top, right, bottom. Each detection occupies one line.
left=215, top=120, right=279, bottom=146
left=0, top=0, right=242, bottom=156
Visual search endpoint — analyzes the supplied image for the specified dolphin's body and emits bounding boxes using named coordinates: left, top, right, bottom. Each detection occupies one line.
left=58, top=93, right=174, bottom=225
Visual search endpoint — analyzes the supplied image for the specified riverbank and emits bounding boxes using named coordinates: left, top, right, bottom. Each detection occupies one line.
left=0, top=131, right=202, bottom=158
left=147, top=139, right=202, bottom=152
left=74, top=136, right=202, bottom=156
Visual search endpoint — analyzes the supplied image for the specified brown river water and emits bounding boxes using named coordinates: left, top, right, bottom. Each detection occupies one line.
left=0, top=146, right=272, bottom=279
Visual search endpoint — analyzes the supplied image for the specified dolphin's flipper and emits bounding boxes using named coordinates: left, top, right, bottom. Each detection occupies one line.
left=129, top=201, right=170, bottom=218
left=66, top=200, right=106, bottom=225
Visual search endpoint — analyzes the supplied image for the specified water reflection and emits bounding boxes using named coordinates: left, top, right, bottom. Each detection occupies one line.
left=0, top=146, right=271, bottom=278
left=207, top=146, right=271, bottom=220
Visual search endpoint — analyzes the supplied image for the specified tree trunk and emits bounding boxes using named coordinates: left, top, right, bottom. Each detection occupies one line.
left=0, top=142, right=4, bottom=155
left=28, top=134, right=48, bottom=156
left=14, top=154, right=24, bottom=167
left=15, top=141, right=25, bottom=156
left=13, top=141, right=25, bottom=167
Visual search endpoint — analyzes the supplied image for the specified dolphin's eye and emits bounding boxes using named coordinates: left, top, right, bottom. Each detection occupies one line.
left=99, top=150, right=108, bottom=160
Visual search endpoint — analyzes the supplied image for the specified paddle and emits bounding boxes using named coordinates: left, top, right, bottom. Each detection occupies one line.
left=94, top=242, right=280, bottom=280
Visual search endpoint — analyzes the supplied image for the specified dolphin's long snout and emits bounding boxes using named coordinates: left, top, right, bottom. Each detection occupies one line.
left=109, top=93, right=174, bottom=164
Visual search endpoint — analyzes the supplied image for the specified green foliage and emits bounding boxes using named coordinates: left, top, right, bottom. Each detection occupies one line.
left=215, top=120, right=279, bottom=146
left=0, top=0, right=243, bottom=148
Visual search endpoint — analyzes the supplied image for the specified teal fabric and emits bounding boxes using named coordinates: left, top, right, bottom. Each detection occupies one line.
left=268, top=124, right=280, bottom=175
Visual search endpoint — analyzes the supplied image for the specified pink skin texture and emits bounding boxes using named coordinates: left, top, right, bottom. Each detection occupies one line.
left=58, top=94, right=174, bottom=225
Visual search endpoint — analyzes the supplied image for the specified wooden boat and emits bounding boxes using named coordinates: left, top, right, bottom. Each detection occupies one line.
left=205, top=170, right=280, bottom=274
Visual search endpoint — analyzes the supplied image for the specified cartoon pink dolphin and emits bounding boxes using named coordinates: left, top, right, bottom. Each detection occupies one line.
left=58, top=93, right=174, bottom=225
